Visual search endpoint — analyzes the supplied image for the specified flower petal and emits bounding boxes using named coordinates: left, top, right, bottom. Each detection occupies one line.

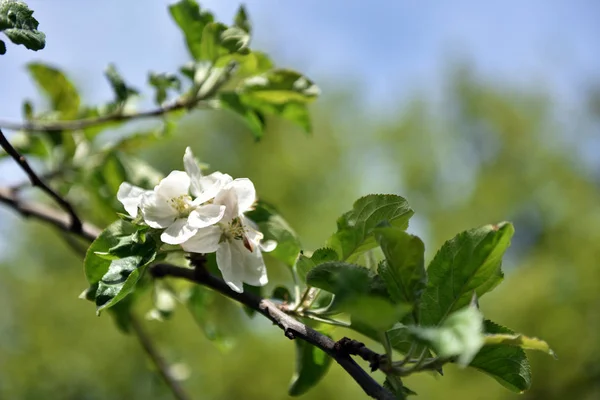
left=187, top=204, right=226, bottom=228
left=260, top=240, right=278, bottom=252
left=117, top=182, right=148, bottom=217
left=216, top=241, right=245, bottom=293
left=155, top=170, right=190, bottom=200
left=183, top=147, right=203, bottom=198
left=181, top=226, right=222, bottom=254
left=141, top=192, right=177, bottom=228
left=229, top=178, right=256, bottom=213
left=214, top=186, right=239, bottom=222
left=193, top=172, right=233, bottom=204
left=161, top=218, right=198, bottom=245
left=242, top=245, right=269, bottom=287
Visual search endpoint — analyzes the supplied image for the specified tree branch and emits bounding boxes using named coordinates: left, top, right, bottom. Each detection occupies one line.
left=130, top=314, right=192, bottom=400
left=0, top=97, right=207, bottom=133
left=0, top=128, right=83, bottom=233
left=150, top=263, right=396, bottom=400
left=0, top=187, right=99, bottom=241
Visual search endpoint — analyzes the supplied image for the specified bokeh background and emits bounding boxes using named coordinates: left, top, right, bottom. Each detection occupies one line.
left=1, top=1, right=599, bottom=399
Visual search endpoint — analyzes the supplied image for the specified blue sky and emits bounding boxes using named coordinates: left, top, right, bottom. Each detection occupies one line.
left=1, top=0, right=598, bottom=120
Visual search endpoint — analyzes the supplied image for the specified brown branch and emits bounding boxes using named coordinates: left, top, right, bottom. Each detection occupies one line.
left=0, top=97, right=205, bottom=133
left=0, top=128, right=83, bottom=233
left=0, top=187, right=99, bottom=242
left=150, top=263, right=396, bottom=400
left=130, top=314, right=192, bottom=400
left=335, top=337, right=388, bottom=372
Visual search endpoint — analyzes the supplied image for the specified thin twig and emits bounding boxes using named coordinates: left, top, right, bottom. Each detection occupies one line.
left=129, top=314, right=192, bottom=400
left=0, top=187, right=99, bottom=241
left=0, top=128, right=83, bottom=233
left=150, top=263, right=396, bottom=400
left=0, top=97, right=206, bottom=133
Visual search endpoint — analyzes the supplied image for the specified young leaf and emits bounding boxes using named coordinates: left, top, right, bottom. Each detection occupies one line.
left=245, top=200, right=301, bottom=267
left=83, top=220, right=158, bottom=314
left=295, top=247, right=338, bottom=284
left=327, top=195, right=414, bottom=261
left=27, top=63, right=80, bottom=118
left=105, top=64, right=139, bottom=104
left=233, top=4, right=251, bottom=34
left=84, top=220, right=137, bottom=284
left=218, top=92, right=266, bottom=139
left=240, top=69, right=320, bottom=104
left=375, top=228, right=426, bottom=313
left=169, top=0, right=214, bottom=60
left=0, top=0, right=45, bottom=53
left=384, top=376, right=416, bottom=399
left=94, top=249, right=156, bottom=314
left=469, top=320, right=531, bottom=393
left=306, top=261, right=407, bottom=332
left=483, top=333, right=556, bottom=359
left=148, top=72, right=181, bottom=105
left=238, top=95, right=313, bottom=134
left=306, top=262, right=376, bottom=298
left=408, top=305, right=484, bottom=366
left=288, top=337, right=332, bottom=396
left=419, top=222, right=514, bottom=326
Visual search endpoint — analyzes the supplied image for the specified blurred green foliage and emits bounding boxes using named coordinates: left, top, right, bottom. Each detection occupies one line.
left=1, top=65, right=599, bottom=399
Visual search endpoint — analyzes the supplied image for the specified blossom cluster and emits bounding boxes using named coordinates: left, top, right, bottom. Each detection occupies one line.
left=116, top=147, right=273, bottom=293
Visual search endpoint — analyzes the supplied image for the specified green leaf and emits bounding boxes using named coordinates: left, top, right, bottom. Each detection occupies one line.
left=483, top=333, right=556, bottom=359
left=239, top=94, right=313, bottom=134
left=288, top=337, right=332, bottom=396
left=105, top=63, right=139, bottom=103
left=0, top=0, right=45, bottom=53
left=240, top=69, right=319, bottom=104
left=94, top=237, right=158, bottom=314
left=245, top=200, right=301, bottom=267
left=306, top=262, right=376, bottom=298
left=469, top=320, right=531, bottom=393
left=384, top=376, right=416, bottom=399
left=233, top=4, right=251, bottom=34
left=375, top=228, right=426, bottom=314
left=327, top=194, right=414, bottom=261
left=306, top=261, right=407, bottom=332
left=169, top=0, right=214, bottom=60
left=27, top=63, right=80, bottom=118
left=419, top=222, right=514, bottom=326
left=350, top=296, right=411, bottom=333
left=83, top=220, right=158, bottom=314
left=196, top=21, right=250, bottom=63
left=409, top=305, right=484, bottom=366
left=295, top=247, right=338, bottom=284
left=219, top=92, right=265, bottom=139
left=84, top=220, right=137, bottom=284
left=148, top=72, right=181, bottom=105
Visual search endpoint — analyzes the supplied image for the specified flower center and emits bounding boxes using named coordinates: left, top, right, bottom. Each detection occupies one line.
left=221, top=217, right=254, bottom=252
left=169, top=194, right=193, bottom=216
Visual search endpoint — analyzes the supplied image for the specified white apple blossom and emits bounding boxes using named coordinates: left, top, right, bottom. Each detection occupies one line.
left=181, top=179, right=271, bottom=293
left=116, top=147, right=230, bottom=245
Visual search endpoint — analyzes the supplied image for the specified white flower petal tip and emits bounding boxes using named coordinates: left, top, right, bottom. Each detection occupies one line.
left=260, top=240, right=277, bottom=252
left=160, top=219, right=198, bottom=245
left=117, top=182, right=148, bottom=217
left=229, top=178, right=257, bottom=213
left=155, top=170, right=191, bottom=199
left=187, top=205, right=226, bottom=228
